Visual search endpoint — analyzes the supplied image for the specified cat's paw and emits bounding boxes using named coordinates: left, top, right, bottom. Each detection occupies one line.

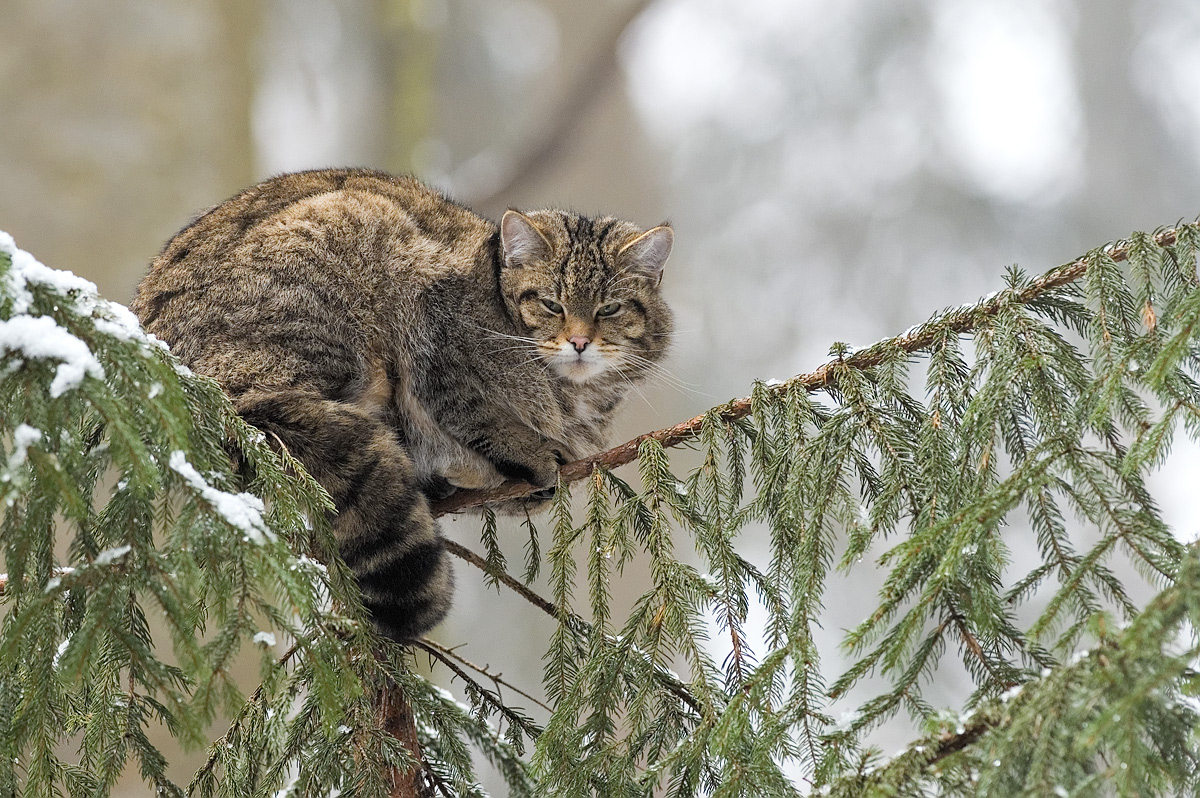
left=418, top=474, right=457, bottom=502
left=527, top=486, right=556, bottom=502
left=486, top=448, right=560, bottom=488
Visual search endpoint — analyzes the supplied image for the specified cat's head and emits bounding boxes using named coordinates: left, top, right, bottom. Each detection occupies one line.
left=497, top=210, right=674, bottom=384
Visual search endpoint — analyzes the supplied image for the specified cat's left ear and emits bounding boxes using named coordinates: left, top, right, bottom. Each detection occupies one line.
left=618, top=225, right=674, bottom=285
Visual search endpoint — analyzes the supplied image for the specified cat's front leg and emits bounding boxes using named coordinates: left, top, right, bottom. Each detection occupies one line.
left=467, top=426, right=566, bottom=493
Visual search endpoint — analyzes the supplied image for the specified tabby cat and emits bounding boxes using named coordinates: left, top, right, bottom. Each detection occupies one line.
left=132, top=168, right=674, bottom=640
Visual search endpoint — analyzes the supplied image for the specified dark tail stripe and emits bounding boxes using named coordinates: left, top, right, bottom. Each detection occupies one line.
left=233, top=391, right=452, bottom=641
left=350, top=539, right=444, bottom=588
left=334, top=451, right=381, bottom=512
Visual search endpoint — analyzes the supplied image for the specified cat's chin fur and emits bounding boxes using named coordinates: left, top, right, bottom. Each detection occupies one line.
left=549, top=354, right=611, bottom=383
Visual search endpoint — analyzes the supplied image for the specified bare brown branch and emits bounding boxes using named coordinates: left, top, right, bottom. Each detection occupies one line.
left=416, top=636, right=552, bottom=713
left=443, top=538, right=703, bottom=715
left=377, top=681, right=430, bottom=798
left=432, top=225, right=1187, bottom=517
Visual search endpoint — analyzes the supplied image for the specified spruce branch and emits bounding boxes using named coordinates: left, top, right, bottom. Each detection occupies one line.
left=8, top=217, right=1200, bottom=794
left=432, top=224, right=1191, bottom=515
left=443, top=538, right=704, bottom=715
left=416, top=637, right=552, bottom=714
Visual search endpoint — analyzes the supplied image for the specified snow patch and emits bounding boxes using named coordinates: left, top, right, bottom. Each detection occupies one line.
left=53, top=636, right=71, bottom=669
left=169, top=450, right=274, bottom=543
left=94, top=544, right=132, bottom=566
left=253, top=631, right=277, bottom=647
left=0, top=232, right=98, bottom=304
left=1, top=231, right=96, bottom=315
left=2, top=230, right=168, bottom=361
left=0, top=315, right=104, bottom=396
left=91, top=303, right=145, bottom=342
left=295, top=554, right=328, bottom=574
left=7, top=424, right=42, bottom=470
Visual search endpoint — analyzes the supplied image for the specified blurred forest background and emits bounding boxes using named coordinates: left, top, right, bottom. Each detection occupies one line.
left=3, top=0, right=1200, bottom=792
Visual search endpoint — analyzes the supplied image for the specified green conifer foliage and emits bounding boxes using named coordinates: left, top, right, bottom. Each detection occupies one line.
left=3, top=224, right=1199, bottom=797
left=0, top=236, right=528, bottom=797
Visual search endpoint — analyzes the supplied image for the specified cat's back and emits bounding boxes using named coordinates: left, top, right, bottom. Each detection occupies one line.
left=132, top=168, right=492, bottom=398
left=139, top=168, right=487, bottom=291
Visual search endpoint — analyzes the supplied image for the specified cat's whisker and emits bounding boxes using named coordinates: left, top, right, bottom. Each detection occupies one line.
left=599, top=357, right=695, bottom=402
left=605, top=363, right=656, bottom=410
left=613, top=351, right=705, bottom=395
left=627, top=368, right=708, bottom=400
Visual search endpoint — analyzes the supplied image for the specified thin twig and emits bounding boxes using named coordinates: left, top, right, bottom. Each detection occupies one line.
left=931, top=718, right=991, bottom=762
left=443, top=539, right=558, bottom=617
left=443, top=538, right=704, bottom=715
left=411, top=639, right=543, bottom=740
left=417, top=637, right=553, bottom=713
left=432, top=226, right=1189, bottom=516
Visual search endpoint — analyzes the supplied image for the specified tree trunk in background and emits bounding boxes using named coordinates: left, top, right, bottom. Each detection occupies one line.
left=0, top=0, right=257, bottom=303
left=1071, top=0, right=1195, bottom=234
left=381, top=0, right=441, bottom=174
left=0, top=4, right=257, bottom=793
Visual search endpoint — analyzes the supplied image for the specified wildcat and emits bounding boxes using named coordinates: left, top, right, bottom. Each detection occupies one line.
left=132, top=168, right=674, bottom=640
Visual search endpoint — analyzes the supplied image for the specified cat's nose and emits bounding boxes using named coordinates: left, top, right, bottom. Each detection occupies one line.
left=568, top=335, right=590, bottom=353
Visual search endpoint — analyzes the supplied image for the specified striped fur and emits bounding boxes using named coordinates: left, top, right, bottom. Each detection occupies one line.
left=132, top=168, right=673, bottom=640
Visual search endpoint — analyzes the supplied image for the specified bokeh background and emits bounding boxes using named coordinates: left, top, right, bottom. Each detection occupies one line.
left=4, top=0, right=1200, bottom=792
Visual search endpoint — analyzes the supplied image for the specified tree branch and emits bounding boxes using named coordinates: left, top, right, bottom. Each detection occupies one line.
left=443, top=538, right=703, bottom=715
left=377, top=681, right=430, bottom=798
left=431, top=225, right=1188, bottom=516
left=416, top=636, right=553, bottom=713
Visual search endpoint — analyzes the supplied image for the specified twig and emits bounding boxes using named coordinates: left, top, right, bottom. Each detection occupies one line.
left=927, top=718, right=991, bottom=764
left=416, top=637, right=553, bottom=713
left=443, top=538, right=703, bottom=715
left=443, top=539, right=557, bottom=617
left=411, top=639, right=544, bottom=743
left=432, top=225, right=1189, bottom=516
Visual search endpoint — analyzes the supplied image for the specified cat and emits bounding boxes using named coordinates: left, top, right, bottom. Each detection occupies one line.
left=132, top=168, right=674, bottom=641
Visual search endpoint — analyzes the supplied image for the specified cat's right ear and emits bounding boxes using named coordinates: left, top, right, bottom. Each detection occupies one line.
left=500, top=210, right=552, bottom=268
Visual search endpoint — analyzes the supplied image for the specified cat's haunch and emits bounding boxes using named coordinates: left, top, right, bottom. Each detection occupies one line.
left=133, top=168, right=674, bottom=641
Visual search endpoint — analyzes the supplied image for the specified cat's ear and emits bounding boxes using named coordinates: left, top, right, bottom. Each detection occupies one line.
left=500, top=210, right=552, bottom=267
left=618, top=225, right=673, bottom=284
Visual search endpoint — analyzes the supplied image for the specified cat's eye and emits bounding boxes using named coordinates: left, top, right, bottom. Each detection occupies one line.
left=541, top=297, right=564, bottom=315
left=596, top=302, right=622, bottom=317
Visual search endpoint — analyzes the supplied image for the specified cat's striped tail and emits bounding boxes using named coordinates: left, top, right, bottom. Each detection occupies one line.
left=237, top=391, right=453, bottom=641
